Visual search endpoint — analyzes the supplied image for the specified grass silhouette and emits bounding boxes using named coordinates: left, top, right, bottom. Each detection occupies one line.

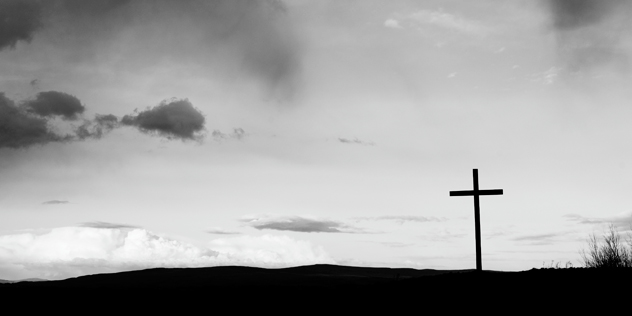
left=541, top=260, right=574, bottom=269
left=580, top=224, right=632, bottom=268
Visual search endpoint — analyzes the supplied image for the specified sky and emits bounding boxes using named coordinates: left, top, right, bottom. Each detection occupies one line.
left=1, top=0, right=632, bottom=280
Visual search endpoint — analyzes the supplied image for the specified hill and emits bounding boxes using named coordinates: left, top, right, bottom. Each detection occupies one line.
left=1, top=264, right=629, bottom=311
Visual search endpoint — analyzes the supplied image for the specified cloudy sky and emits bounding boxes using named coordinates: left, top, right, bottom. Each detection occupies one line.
left=1, top=0, right=632, bottom=280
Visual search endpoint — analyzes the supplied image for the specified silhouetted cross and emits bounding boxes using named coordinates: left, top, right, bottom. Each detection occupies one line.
left=450, top=169, right=503, bottom=271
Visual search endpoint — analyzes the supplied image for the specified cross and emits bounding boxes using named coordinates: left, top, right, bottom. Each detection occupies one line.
left=450, top=169, right=503, bottom=271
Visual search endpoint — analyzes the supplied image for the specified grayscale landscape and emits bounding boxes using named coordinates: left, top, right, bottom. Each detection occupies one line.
left=1, top=1, right=631, bottom=306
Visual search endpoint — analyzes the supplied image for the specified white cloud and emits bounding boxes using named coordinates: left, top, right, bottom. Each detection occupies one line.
left=384, top=18, right=402, bottom=29
left=407, top=9, right=490, bottom=36
left=0, top=227, right=334, bottom=280
left=208, top=234, right=334, bottom=265
left=530, top=67, right=562, bottom=85
left=352, top=215, right=446, bottom=224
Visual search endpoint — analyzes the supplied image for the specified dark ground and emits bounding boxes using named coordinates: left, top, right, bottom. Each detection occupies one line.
left=1, top=265, right=629, bottom=311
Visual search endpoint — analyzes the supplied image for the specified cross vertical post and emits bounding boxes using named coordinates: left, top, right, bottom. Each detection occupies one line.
left=450, top=169, right=503, bottom=271
left=473, top=169, right=481, bottom=271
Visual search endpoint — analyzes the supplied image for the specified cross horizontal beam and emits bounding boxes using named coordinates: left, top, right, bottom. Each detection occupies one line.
left=449, top=189, right=503, bottom=197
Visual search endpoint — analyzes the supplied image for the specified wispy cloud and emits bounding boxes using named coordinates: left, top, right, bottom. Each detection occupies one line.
left=367, top=241, right=415, bottom=248
left=564, top=214, right=606, bottom=225
left=530, top=67, right=562, bottom=85
left=42, top=200, right=68, bottom=205
left=338, top=137, right=374, bottom=146
left=565, top=212, right=632, bottom=230
left=352, top=215, right=446, bottom=224
left=206, top=227, right=241, bottom=235
left=418, top=229, right=467, bottom=242
left=512, top=233, right=560, bottom=245
left=212, top=128, right=246, bottom=141
left=240, top=214, right=366, bottom=233
left=389, top=9, right=491, bottom=37
left=79, top=221, right=139, bottom=229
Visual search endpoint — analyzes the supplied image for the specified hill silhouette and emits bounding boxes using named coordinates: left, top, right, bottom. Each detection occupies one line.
left=1, top=264, right=629, bottom=311
left=0, top=264, right=464, bottom=288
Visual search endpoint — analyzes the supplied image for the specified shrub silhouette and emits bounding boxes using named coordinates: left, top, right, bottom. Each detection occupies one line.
left=580, top=224, right=632, bottom=268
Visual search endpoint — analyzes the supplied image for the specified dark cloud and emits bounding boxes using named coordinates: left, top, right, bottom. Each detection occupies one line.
left=241, top=215, right=363, bottom=233
left=42, top=200, right=69, bottom=205
left=338, top=138, right=375, bottom=146
left=3, top=0, right=302, bottom=101
left=121, top=99, right=205, bottom=140
left=546, top=0, right=632, bottom=72
left=76, top=114, right=119, bottom=140
left=60, top=0, right=132, bottom=16
left=0, top=93, right=68, bottom=149
left=1, top=92, right=208, bottom=149
left=238, top=0, right=302, bottom=101
left=548, top=0, right=620, bottom=30
left=95, top=114, right=118, bottom=125
left=0, top=0, right=42, bottom=51
left=23, top=91, right=85, bottom=120
left=79, top=221, right=139, bottom=229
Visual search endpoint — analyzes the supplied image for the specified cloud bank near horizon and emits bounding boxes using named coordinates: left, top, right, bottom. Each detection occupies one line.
left=0, top=226, right=334, bottom=280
